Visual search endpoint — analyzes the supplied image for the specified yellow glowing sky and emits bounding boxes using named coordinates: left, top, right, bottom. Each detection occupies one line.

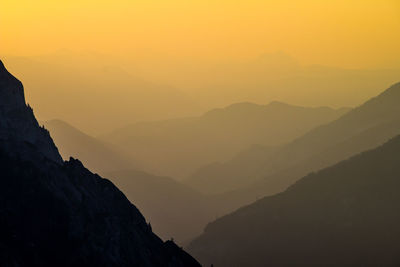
left=1, top=0, right=400, bottom=68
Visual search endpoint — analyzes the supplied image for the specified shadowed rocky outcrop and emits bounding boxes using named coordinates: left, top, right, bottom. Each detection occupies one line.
left=0, top=60, right=200, bottom=267
left=0, top=61, right=62, bottom=163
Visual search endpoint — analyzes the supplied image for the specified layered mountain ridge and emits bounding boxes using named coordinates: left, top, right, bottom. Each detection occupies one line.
left=104, top=100, right=349, bottom=179
left=188, top=134, right=400, bottom=266
left=0, top=60, right=200, bottom=266
left=192, top=81, right=400, bottom=214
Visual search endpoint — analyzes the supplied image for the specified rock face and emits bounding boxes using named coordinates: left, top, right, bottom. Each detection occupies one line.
left=0, top=61, right=62, bottom=163
left=0, top=60, right=200, bottom=267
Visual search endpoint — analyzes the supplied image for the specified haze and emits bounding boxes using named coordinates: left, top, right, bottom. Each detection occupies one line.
left=2, top=0, right=400, bottom=67
left=1, top=0, right=400, bottom=133
left=3, top=1, right=400, bottom=264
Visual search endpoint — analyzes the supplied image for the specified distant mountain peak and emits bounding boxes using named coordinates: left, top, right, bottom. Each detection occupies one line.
left=267, top=100, right=291, bottom=107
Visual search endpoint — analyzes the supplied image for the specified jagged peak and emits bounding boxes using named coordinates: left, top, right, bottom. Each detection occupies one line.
left=0, top=60, right=63, bottom=164
left=0, top=59, right=25, bottom=108
left=0, top=59, right=17, bottom=79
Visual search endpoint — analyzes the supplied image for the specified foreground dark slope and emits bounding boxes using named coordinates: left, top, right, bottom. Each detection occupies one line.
left=188, top=135, right=400, bottom=266
left=201, top=82, right=400, bottom=211
left=0, top=60, right=200, bottom=267
left=105, top=101, right=349, bottom=179
left=105, top=170, right=217, bottom=244
left=44, top=120, right=215, bottom=243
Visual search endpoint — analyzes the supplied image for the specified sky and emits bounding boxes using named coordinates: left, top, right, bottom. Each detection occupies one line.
left=2, top=0, right=400, bottom=68
left=1, top=0, right=400, bottom=134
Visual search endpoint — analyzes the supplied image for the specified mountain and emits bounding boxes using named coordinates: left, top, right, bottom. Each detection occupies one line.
left=0, top=60, right=200, bottom=266
left=188, top=135, right=400, bottom=266
left=4, top=52, right=399, bottom=134
left=186, top=145, right=279, bottom=194
left=105, top=170, right=217, bottom=244
left=104, top=101, right=349, bottom=179
left=43, top=119, right=216, bottom=243
left=43, top=119, right=141, bottom=175
left=0, top=61, right=61, bottom=163
left=193, top=82, right=400, bottom=211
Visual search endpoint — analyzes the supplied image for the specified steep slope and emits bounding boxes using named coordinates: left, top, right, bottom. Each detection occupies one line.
left=188, top=135, right=400, bottom=266
left=195, top=82, right=400, bottom=206
left=44, top=119, right=141, bottom=175
left=105, top=101, right=349, bottom=178
left=105, top=170, right=217, bottom=244
left=0, top=61, right=61, bottom=163
left=44, top=119, right=216, bottom=243
left=0, top=60, right=200, bottom=266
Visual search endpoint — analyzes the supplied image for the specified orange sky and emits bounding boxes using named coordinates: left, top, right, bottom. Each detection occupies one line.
left=2, top=0, right=400, bottom=68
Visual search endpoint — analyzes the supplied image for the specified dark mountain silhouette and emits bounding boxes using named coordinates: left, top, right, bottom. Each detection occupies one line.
left=43, top=120, right=217, bottom=243
left=104, top=101, right=349, bottom=179
left=0, top=61, right=61, bottom=163
left=188, top=135, right=400, bottom=266
left=105, top=170, right=217, bottom=244
left=0, top=60, right=200, bottom=266
left=192, top=82, right=400, bottom=211
left=43, top=119, right=142, bottom=175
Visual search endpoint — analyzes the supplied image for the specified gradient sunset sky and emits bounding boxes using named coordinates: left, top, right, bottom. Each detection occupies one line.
left=2, top=0, right=400, bottom=68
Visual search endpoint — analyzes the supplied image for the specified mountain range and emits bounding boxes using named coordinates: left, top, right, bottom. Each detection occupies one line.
left=43, top=119, right=215, bottom=244
left=42, top=78, right=400, bottom=250
left=188, top=134, right=400, bottom=266
left=192, top=82, right=400, bottom=214
left=103, top=101, right=349, bottom=178
left=0, top=60, right=200, bottom=266
left=104, top=170, right=216, bottom=244
left=43, top=119, right=142, bottom=175
left=2, top=55, right=201, bottom=135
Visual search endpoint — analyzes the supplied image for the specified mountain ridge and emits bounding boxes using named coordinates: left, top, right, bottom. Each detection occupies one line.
left=188, top=134, right=400, bottom=266
left=192, top=81, right=400, bottom=208
left=43, top=119, right=142, bottom=175
left=0, top=60, right=200, bottom=266
left=104, top=100, right=349, bottom=179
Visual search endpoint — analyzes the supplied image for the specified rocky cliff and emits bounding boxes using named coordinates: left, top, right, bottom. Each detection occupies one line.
left=0, top=60, right=200, bottom=267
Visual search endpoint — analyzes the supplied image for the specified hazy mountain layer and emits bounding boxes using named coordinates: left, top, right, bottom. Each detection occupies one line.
left=3, top=56, right=201, bottom=135
left=105, top=101, right=349, bottom=179
left=188, top=135, right=400, bottom=266
left=3, top=52, right=400, bottom=135
left=0, top=61, right=200, bottom=266
left=194, top=82, right=400, bottom=211
left=105, top=170, right=217, bottom=244
left=44, top=119, right=142, bottom=175
left=44, top=119, right=217, bottom=243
